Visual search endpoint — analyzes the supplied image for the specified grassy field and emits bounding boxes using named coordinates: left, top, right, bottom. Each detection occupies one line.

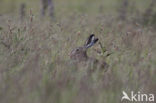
left=0, top=0, right=156, bottom=103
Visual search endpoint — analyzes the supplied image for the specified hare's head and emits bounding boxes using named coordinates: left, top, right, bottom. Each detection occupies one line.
left=70, top=34, right=98, bottom=61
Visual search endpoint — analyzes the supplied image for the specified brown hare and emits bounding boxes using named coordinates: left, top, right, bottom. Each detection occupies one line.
left=70, top=34, right=108, bottom=70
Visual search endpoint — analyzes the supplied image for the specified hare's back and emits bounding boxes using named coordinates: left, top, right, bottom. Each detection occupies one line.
left=88, top=57, right=108, bottom=69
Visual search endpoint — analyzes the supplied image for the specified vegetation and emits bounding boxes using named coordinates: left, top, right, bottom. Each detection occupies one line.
left=0, top=0, right=156, bottom=103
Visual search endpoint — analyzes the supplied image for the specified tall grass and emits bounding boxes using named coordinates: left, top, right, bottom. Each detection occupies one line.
left=0, top=0, right=156, bottom=103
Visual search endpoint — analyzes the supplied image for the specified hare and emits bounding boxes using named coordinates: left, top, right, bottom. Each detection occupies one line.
left=70, top=34, right=108, bottom=70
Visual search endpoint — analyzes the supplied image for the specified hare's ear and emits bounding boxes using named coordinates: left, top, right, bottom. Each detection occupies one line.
left=84, top=34, right=98, bottom=48
left=85, top=34, right=95, bottom=46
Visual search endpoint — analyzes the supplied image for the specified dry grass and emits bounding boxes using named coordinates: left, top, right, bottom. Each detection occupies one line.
left=0, top=1, right=156, bottom=103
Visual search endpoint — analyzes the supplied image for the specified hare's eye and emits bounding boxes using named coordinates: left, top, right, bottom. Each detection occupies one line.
left=76, top=48, right=79, bottom=52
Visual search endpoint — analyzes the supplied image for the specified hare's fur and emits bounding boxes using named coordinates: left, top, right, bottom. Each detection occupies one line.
left=70, top=34, right=108, bottom=69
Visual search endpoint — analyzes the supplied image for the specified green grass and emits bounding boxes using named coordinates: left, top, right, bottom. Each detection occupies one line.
left=0, top=0, right=156, bottom=103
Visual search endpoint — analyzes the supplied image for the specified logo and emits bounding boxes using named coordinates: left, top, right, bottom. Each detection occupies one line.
left=121, top=91, right=155, bottom=102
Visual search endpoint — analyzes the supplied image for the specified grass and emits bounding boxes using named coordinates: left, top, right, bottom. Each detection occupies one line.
left=0, top=0, right=156, bottom=103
